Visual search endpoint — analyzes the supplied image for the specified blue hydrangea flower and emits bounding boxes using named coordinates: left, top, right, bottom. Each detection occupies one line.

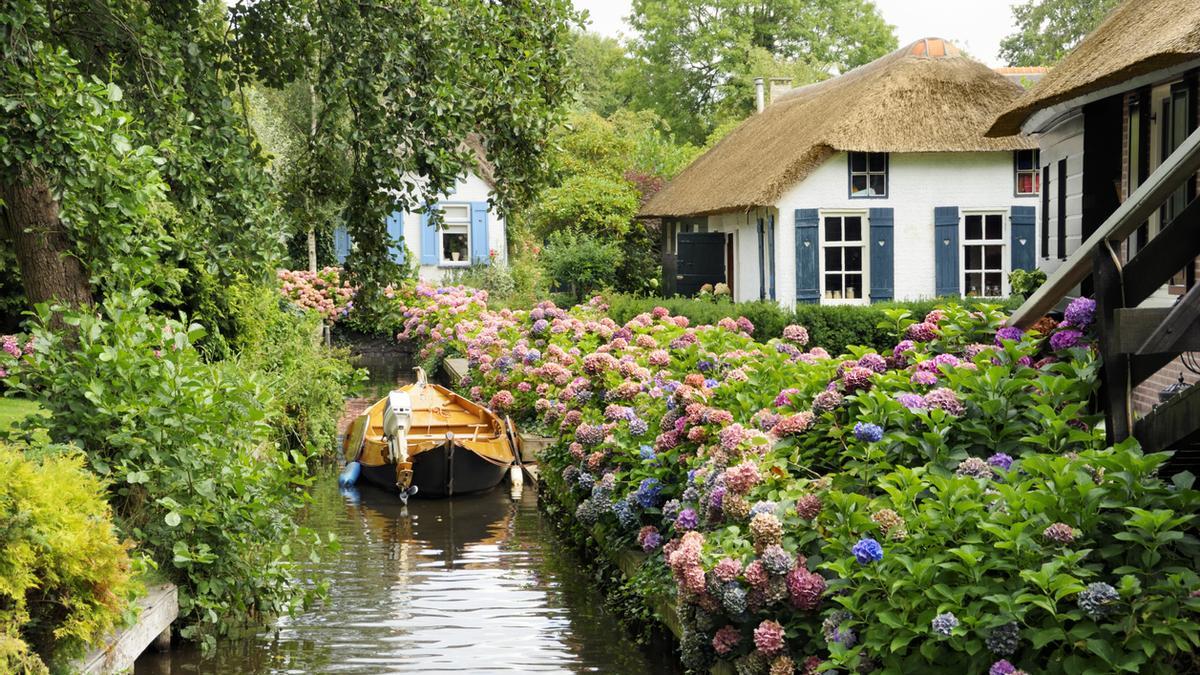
left=750, top=501, right=777, bottom=517
left=639, top=445, right=657, bottom=461
left=611, top=497, right=638, bottom=529
left=704, top=378, right=718, bottom=389
left=523, top=349, right=541, bottom=364
left=852, top=537, right=884, bottom=564
left=853, top=422, right=884, bottom=443
left=577, top=471, right=595, bottom=491
left=931, top=612, right=959, bottom=636
left=697, top=359, right=715, bottom=372
left=635, top=478, right=662, bottom=508
left=628, top=416, right=649, bottom=436
left=661, top=499, right=681, bottom=523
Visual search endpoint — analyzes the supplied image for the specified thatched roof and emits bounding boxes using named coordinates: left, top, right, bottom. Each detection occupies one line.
left=640, top=38, right=1036, bottom=218
left=990, top=0, right=1200, bottom=137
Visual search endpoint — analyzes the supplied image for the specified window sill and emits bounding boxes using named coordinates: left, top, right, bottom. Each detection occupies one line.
left=848, top=194, right=889, bottom=200
left=436, top=261, right=471, bottom=268
left=822, top=298, right=869, bottom=306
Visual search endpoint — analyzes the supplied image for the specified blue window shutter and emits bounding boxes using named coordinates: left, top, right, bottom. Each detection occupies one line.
left=795, top=209, right=820, bottom=304
left=470, top=202, right=490, bottom=264
left=1010, top=206, right=1036, bottom=272
left=868, top=207, right=894, bottom=302
left=768, top=214, right=776, bottom=301
left=386, top=212, right=405, bottom=264
left=934, top=206, right=960, bottom=296
left=757, top=217, right=765, bottom=300
left=333, top=224, right=351, bottom=264
left=419, top=207, right=438, bottom=265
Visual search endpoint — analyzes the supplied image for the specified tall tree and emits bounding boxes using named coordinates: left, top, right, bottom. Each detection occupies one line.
left=999, top=0, right=1121, bottom=67
left=233, top=0, right=579, bottom=299
left=1, top=0, right=281, bottom=317
left=570, top=31, right=634, bottom=116
left=627, top=0, right=897, bottom=142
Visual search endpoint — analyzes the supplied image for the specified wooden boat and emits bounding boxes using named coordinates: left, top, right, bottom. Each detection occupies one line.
left=341, top=369, right=515, bottom=499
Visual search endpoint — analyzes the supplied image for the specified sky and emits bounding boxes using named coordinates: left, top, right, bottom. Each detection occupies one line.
left=572, top=0, right=1021, bottom=67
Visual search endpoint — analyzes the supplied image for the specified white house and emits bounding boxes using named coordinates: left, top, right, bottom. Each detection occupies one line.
left=987, top=0, right=1200, bottom=413
left=333, top=137, right=506, bottom=282
left=641, top=38, right=1041, bottom=306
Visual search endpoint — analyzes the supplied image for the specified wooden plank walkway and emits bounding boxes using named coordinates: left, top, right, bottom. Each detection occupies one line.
left=75, top=583, right=177, bottom=674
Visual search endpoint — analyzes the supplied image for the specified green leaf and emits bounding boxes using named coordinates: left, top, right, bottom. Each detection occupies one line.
left=165, top=511, right=181, bottom=527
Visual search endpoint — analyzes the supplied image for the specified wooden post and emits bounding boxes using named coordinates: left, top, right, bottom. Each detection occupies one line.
left=1093, top=243, right=1131, bottom=444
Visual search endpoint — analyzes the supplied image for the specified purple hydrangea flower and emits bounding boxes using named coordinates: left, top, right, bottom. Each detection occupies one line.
left=635, top=478, right=663, bottom=508
left=1050, top=329, right=1083, bottom=351
left=896, top=392, right=927, bottom=410
left=675, top=508, right=698, bottom=531
left=987, top=453, right=1014, bottom=471
left=853, top=422, right=884, bottom=443
left=995, top=326, right=1024, bottom=345
left=1064, top=296, right=1096, bottom=329
left=851, top=537, right=884, bottom=564
left=990, top=660, right=1018, bottom=675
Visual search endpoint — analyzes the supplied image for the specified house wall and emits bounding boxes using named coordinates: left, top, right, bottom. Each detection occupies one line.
left=333, top=170, right=506, bottom=283
left=1037, top=112, right=1086, bottom=277
left=772, top=151, right=1036, bottom=306
left=402, top=172, right=506, bottom=284
left=702, top=211, right=767, bottom=303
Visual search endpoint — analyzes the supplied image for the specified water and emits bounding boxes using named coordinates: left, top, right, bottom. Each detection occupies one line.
left=134, top=467, right=671, bottom=674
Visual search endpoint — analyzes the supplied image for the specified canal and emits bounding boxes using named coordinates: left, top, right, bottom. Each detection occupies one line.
left=135, top=354, right=672, bottom=674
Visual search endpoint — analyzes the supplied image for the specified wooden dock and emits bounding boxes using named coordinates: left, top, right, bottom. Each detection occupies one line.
left=74, top=583, right=177, bottom=674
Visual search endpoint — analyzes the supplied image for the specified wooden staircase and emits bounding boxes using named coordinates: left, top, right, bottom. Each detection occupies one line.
left=1008, top=126, right=1200, bottom=465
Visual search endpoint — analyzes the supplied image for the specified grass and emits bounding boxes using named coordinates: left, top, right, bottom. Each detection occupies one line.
left=0, top=396, right=40, bottom=431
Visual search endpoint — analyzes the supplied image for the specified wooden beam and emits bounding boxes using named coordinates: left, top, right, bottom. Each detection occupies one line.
left=1134, top=378, right=1200, bottom=454
left=1130, top=352, right=1181, bottom=388
left=1008, top=125, right=1200, bottom=327
left=1093, top=246, right=1132, bottom=444
left=1114, top=307, right=1200, bottom=354
left=76, top=584, right=177, bottom=674
left=1137, top=284, right=1200, bottom=354
left=1122, top=194, right=1200, bottom=306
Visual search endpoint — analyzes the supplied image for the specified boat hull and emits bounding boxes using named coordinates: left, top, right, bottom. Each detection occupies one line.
left=358, top=443, right=509, bottom=497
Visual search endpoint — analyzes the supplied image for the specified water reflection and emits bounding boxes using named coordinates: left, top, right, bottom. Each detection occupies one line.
left=136, top=478, right=669, bottom=674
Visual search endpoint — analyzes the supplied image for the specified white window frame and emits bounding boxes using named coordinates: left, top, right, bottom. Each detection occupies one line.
left=961, top=210, right=1008, bottom=298
left=438, top=203, right=471, bottom=267
left=819, top=210, right=870, bottom=305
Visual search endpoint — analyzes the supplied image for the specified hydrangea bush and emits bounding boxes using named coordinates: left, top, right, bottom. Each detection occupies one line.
left=276, top=267, right=356, bottom=322
left=387, top=289, right=1200, bottom=674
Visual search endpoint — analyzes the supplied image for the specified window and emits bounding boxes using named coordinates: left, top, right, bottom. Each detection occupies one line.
left=1015, top=149, right=1040, bottom=195
left=963, top=213, right=1005, bottom=297
left=439, top=204, right=470, bottom=265
left=822, top=214, right=865, bottom=301
left=848, top=152, right=888, bottom=198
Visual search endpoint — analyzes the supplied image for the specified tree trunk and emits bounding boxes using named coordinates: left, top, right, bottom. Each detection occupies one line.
left=307, top=227, right=318, bottom=272
left=0, top=169, right=93, bottom=310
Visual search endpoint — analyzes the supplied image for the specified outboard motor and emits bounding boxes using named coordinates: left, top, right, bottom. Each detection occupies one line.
left=383, top=391, right=418, bottom=503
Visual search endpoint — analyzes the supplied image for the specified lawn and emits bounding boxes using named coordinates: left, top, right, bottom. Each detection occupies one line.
left=0, top=396, right=41, bottom=432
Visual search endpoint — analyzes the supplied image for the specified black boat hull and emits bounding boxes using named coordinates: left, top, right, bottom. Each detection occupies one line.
left=358, top=443, right=510, bottom=497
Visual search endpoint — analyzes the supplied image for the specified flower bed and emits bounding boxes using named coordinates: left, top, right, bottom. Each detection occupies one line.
left=384, top=288, right=1200, bottom=674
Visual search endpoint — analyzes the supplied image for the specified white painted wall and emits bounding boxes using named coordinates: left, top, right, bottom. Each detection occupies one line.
left=770, top=151, right=1037, bottom=306
left=398, top=171, right=507, bottom=284
left=1037, top=112, right=1085, bottom=278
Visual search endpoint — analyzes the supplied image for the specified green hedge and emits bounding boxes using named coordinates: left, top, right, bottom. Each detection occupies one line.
left=604, top=293, right=1023, bottom=353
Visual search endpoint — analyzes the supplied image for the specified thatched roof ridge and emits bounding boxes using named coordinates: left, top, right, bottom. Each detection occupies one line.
left=640, top=38, right=1035, bottom=218
left=989, top=0, right=1200, bottom=137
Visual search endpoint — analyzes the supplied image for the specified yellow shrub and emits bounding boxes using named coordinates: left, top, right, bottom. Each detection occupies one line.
left=0, top=444, right=137, bottom=671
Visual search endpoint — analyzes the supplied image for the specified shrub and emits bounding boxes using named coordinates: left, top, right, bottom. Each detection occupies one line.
left=4, top=291, right=324, bottom=645
left=1010, top=268, right=1048, bottom=298
left=386, top=285, right=1200, bottom=673
left=227, top=283, right=361, bottom=457
left=541, top=230, right=624, bottom=302
left=0, top=443, right=137, bottom=673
